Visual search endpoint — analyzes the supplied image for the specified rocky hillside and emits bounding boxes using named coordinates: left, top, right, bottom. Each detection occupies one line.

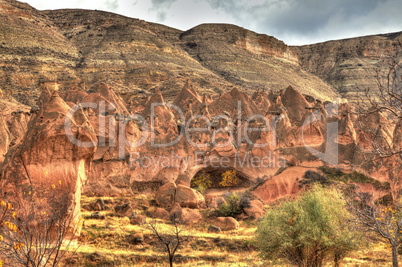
left=0, top=0, right=80, bottom=106
left=293, top=32, right=402, bottom=102
left=1, top=0, right=401, bottom=107
left=0, top=0, right=339, bottom=106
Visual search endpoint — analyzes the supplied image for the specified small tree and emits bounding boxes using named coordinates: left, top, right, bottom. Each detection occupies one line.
left=220, top=170, right=240, bottom=187
left=147, top=217, right=185, bottom=267
left=355, top=50, right=402, bottom=202
left=0, top=184, right=79, bottom=266
left=256, top=185, right=360, bottom=267
left=191, top=172, right=212, bottom=194
left=346, top=190, right=402, bottom=267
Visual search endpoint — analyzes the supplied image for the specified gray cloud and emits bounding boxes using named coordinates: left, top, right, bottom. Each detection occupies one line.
left=105, top=0, right=119, bottom=11
left=149, top=0, right=178, bottom=22
left=24, top=0, right=402, bottom=45
left=204, top=0, right=402, bottom=44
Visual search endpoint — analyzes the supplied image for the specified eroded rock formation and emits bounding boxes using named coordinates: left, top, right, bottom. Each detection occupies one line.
left=0, top=90, right=97, bottom=229
left=0, top=0, right=400, bottom=215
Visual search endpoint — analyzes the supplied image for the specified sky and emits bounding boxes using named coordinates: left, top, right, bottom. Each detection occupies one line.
left=24, top=0, right=402, bottom=45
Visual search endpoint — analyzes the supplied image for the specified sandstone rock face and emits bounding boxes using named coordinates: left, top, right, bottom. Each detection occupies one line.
left=44, top=9, right=235, bottom=102
left=1, top=0, right=401, bottom=108
left=253, top=167, right=303, bottom=203
left=0, top=91, right=97, bottom=231
left=214, top=217, right=240, bottom=231
left=0, top=116, right=10, bottom=164
left=0, top=0, right=80, bottom=106
left=0, top=102, right=30, bottom=165
left=0, top=76, right=394, bottom=213
left=281, top=86, right=311, bottom=123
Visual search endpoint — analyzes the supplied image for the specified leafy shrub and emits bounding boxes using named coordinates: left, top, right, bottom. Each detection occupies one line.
left=318, top=166, right=390, bottom=190
left=319, top=166, right=344, bottom=177
left=299, top=170, right=332, bottom=187
left=220, top=170, right=241, bottom=187
left=191, top=172, right=212, bottom=194
left=218, top=193, right=242, bottom=217
left=256, top=185, right=361, bottom=266
left=346, top=171, right=390, bottom=190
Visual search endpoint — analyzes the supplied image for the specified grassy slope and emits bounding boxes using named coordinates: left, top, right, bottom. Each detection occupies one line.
left=57, top=192, right=402, bottom=266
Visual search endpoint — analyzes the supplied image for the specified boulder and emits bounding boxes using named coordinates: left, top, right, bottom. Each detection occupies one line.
left=141, top=199, right=150, bottom=209
left=155, top=182, right=176, bottom=207
left=114, top=203, right=133, bottom=217
left=155, top=183, right=205, bottom=208
left=208, top=225, right=221, bottom=233
left=214, top=217, right=239, bottom=231
left=175, top=185, right=205, bottom=208
left=169, top=203, right=182, bottom=222
left=90, top=212, right=105, bottom=220
left=130, top=215, right=147, bottom=225
left=169, top=203, right=202, bottom=224
left=243, top=200, right=264, bottom=219
left=180, top=208, right=203, bottom=225
left=150, top=208, right=170, bottom=221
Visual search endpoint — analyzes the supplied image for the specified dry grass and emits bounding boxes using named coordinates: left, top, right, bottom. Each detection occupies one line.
left=59, top=194, right=402, bottom=266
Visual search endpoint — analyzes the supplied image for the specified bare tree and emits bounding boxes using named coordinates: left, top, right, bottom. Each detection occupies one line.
left=355, top=48, right=402, bottom=201
left=346, top=190, right=402, bottom=267
left=0, top=189, right=80, bottom=266
left=147, top=216, right=185, bottom=267
left=348, top=47, right=402, bottom=267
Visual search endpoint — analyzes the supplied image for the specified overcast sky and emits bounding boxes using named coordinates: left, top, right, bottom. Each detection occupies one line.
left=24, top=0, right=402, bottom=45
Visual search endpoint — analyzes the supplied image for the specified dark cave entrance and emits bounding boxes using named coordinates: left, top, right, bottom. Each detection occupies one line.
left=191, top=167, right=252, bottom=189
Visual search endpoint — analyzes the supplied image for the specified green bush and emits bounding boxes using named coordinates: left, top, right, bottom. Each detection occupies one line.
left=256, top=185, right=361, bottom=267
left=318, top=166, right=390, bottom=190
left=218, top=193, right=242, bottom=217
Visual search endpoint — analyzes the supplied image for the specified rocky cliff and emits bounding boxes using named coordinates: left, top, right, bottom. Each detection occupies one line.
left=293, top=32, right=402, bottom=101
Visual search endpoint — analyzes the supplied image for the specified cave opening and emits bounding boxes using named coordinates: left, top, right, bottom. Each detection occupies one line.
left=190, top=167, right=252, bottom=190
